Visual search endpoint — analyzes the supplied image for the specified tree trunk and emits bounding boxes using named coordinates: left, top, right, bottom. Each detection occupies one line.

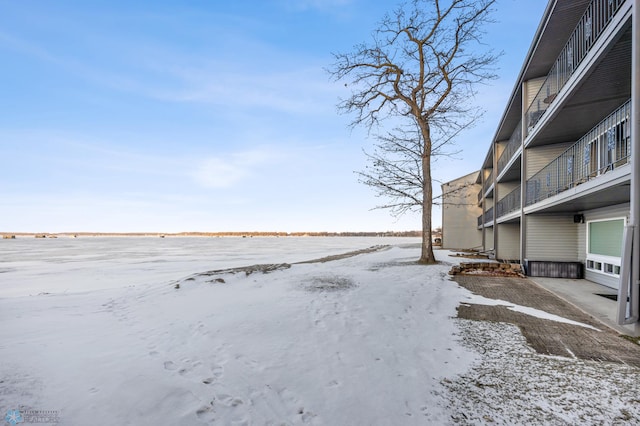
left=418, top=121, right=436, bottom=264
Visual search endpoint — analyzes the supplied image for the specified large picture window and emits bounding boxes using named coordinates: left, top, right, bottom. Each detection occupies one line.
left=586, top=218, right=625, bottom=277
left=588, top=219, right=624, bottom=257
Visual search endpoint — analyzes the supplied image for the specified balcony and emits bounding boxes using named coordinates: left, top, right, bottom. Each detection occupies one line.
left=525, top=99, right=631, bottom=206
left=483, top=169, right=493, bottom=194
left=477, top=206, right=495, bottom=228
left=496, top=186, right=521, bottom=219
left=497, top=120, right=522, bottom=176
left=525, top=0, right=626, bottom=135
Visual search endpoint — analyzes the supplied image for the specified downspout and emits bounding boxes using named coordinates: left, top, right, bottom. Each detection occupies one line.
left=520, top=82, right=528, bottom=269
left=492, top=147, right=498, bottom=260
left=617, top=0, right=640, bottom=325
left=481, top=172, right=486, bottom=250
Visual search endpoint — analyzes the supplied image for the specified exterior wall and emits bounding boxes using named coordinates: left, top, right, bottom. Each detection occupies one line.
left=525, top=214, right=579, bottom=262
left=484, top=197, right=494, bottom=209
left=441, top=172, right=482, bottom=250
left=485, top=227, right=494, bottom=251
left=579, top=203, right=631, bottom=288
left=524, top=77, right=546, bottom=109
left=496, top=222, right=520, bottom=261
left=525, top=142, right=574, bottom=179
left=497, top=182, right=519, bottom=198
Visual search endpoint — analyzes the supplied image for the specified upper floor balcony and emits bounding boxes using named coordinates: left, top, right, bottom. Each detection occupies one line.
left=477, top=206, right=494, bottom=228
left=483, top=169, right=494, bottom=195
left=496, top=186, right=521, bottom=219
left=525, top=0, right=626, bottom=136
left=497, top=120, right=522, bottom=177
left=525, top=99, right=630, bottom=206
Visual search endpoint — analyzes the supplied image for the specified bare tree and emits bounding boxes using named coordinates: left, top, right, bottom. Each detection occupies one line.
left=328, top=0, right=499, bottom=264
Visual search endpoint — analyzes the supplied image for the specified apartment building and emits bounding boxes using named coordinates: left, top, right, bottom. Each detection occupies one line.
left=441, top=171, right=482, bottom=250
left=443, top=0, right=639, bottom=325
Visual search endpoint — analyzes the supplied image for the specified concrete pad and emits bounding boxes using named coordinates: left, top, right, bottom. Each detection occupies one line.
left=530, top=277, right=640, bottom=337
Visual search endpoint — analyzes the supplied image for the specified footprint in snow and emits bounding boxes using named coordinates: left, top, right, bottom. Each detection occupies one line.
left=216, top=393, right=244, bottom=407
left=195, top=403, right=216, bottom=421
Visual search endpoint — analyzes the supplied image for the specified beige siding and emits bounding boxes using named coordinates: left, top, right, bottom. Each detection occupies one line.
left=525, top=214, right=579, bottom=261
left=485, top=228, right=494, bottom=251
left=525, top=143, right=574, bottom=179
left=484, top=197, right=494, bottom=209
left=497, top=182, right=519, bottom=201
left=524, top=77, right=546, bottom=110
left=441, top=172, right=483, bottom=250
left=495, top=140, right=507, bottom=160
left=497, top=223, right=520, bottom=261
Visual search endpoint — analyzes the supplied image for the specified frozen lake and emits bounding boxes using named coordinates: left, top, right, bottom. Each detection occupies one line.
left=0, top=236, right=420, bottom=297
left=2, top=237, right=639, bottom=424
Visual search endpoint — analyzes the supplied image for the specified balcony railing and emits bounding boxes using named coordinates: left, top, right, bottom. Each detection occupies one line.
left=485, top=207, right=494, bottom=223
left=526, top=99, right=631, bottom=206
left=477, top=206, right=495, bottom=227
left=496, top=186, right=521, bottom=218
left=525, top=0, right=625, bottom=134
left=497, top=120, right=522, bottom=175
left=483, top=169, right=493, bottom=194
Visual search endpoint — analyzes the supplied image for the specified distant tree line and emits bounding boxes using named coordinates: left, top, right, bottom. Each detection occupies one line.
left=4, top=231, right=424, bottom=238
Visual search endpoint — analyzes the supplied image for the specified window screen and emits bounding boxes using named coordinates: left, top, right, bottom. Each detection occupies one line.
left=588, top=219, right=624, bottom=257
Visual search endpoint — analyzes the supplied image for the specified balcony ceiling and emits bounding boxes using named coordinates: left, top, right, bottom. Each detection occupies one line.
left=500, top=158, right=521, bottom=182
left=523, top=0, right=592, bottom=81
left=528, top=24, right=632, bottom=147
left=528, top=181, right=630, bottom=214
left=494, top=0, right=592, bottom=142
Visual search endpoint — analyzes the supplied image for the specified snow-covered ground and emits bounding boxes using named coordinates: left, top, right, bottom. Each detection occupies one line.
left=1, top=238, right=639, bottom=425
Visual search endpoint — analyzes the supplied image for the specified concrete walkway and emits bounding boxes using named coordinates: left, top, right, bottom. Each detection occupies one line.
left=531, top=276, right=640, bottom=337
left=453, top=275, right=640, bottom=367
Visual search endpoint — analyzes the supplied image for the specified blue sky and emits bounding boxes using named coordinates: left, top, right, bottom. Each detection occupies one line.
left=0, top=0, right=547, bottom=233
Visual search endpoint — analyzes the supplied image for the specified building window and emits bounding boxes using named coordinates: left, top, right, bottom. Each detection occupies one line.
left=586, top=218, right=625, bottom=277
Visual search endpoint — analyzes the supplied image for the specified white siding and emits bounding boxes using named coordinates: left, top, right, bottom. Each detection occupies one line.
left=525, top=214, right=579, bottom=261
left=585, top=269, right=620, bottom=288
left=497, top=223, right=520, bottom=261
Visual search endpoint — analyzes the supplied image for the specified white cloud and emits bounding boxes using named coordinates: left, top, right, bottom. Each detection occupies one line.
left=191, top=150, right=275, bottom=189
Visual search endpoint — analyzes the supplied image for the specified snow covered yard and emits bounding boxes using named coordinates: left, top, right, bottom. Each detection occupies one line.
left=1, top=243, right=639, bottom=425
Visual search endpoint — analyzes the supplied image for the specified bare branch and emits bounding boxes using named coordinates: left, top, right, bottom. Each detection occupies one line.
left=327, top=0, right=499, bottom=263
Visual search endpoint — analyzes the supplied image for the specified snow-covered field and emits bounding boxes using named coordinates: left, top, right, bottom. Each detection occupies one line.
left=1, top=237, right=639, bottom=425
